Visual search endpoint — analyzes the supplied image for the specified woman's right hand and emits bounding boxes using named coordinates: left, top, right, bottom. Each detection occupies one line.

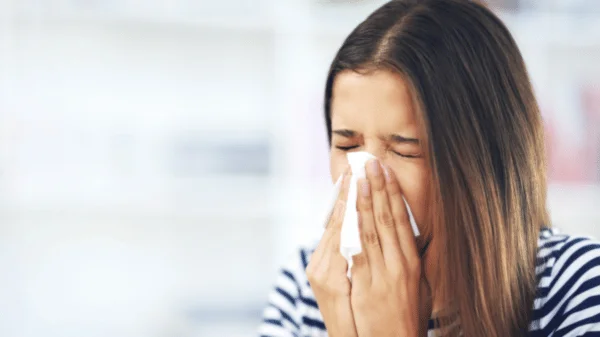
left=306, top=168, right=358, bottom=337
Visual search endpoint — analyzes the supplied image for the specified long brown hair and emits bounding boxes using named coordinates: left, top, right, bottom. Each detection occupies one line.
left=324, top=0, right=549, bottom=336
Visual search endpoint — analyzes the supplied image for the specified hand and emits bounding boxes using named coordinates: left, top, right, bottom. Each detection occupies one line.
left=306, top=168, right=358, bottom=337
left=350, top=159, right=426, bottom=337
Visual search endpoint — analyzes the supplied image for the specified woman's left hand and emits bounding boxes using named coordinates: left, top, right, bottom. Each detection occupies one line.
left=350, top=159, right=425, bottom=337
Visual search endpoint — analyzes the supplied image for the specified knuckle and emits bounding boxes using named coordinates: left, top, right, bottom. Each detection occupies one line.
left=330, top=241, right=340, bottom=253
left=359, top=198, right=373, bottom=211
left=306, top=270, right=324, bottom=285
left=353, top=254, right=367, bottom=266
left=376, top=211, right=395, bottom=228
left=361, top=231, right=380, bottom=246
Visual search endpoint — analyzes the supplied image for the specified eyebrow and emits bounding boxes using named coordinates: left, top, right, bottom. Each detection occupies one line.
left=332, top=129, right=420, bottom=144
left=332, top=129, right=357, bottom=138
left=389, top=134, right=420, bottom=144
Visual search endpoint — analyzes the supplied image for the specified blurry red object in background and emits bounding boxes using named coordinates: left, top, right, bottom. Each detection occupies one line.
left=581, top=84, right=600, bottom=183
left=544, top=83, right=600, bottom=184
left=545, top=114, right=588, bottom=183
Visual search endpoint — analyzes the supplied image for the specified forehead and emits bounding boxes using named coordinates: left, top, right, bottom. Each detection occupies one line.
left=330, top=70, right=419, bottom=132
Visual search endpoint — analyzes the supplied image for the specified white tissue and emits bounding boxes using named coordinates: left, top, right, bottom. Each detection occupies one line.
left=337, top=152, right=420, bottom=278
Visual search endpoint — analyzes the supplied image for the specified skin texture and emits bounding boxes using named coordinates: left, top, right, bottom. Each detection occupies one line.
left=306, top=70, right=435, bottom=337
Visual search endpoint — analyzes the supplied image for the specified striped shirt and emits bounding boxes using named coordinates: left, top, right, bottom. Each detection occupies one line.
left=258, top=228, right=600, bottom=336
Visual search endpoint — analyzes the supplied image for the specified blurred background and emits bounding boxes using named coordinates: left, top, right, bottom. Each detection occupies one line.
left=0, top=0, right=599, bottom=336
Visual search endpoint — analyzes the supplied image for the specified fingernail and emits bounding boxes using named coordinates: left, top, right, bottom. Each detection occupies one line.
left=360, top=179, right=370, bottom=197
left=368, top=159, right=380, bottom=176
left=383, top=164, right=391, bottom=182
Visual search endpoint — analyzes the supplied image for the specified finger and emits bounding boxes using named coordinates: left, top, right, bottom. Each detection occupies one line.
left=325, top=166, right=351, bottom=229
left=383, top=164, right=419, bottom=261
left=317, top=200, right=344, bottom=251
left=311, top=197, right=347, bottom=276
left=311, top=168, right=352, bottom=277
left=365, top=158, right=402, bottom=268
left=322, top=168, right=352, bottom=258
left=315, top=168, right=350, bottom=261
left=325, top=167, right=351, bottom=231
left=318, top=204, right=351, bottom=283
left=356, top=177, right=385, bottom=274
left=315, top=224, right=349, bottom=278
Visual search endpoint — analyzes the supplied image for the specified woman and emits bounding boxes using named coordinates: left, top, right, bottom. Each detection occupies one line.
left=259, top=0, right=600, bottom=336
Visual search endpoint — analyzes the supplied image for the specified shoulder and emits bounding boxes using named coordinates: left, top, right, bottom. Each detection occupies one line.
left=531, top=228, right=600, bottom=336
left=536, top=228, right=600, bottom=283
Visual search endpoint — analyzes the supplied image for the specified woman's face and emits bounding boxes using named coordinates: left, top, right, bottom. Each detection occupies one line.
left=329, top=69, right=430, bottom=231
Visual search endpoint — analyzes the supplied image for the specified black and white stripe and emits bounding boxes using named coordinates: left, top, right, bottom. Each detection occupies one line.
left=259, top=228, right=600, bottom=336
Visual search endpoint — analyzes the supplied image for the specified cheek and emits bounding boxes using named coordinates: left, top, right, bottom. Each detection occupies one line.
left=329, top=151, right=348, bottom=183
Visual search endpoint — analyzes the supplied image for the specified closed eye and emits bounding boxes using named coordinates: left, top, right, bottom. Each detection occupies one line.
left=336, top=146, right=421, bottom=158
left=391, top=150, right=422, bottom=158
left=335, top=145, right=359, bottom=151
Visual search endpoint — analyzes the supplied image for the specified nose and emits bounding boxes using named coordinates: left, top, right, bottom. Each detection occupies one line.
left=363, top=140, right=386, bottom=161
